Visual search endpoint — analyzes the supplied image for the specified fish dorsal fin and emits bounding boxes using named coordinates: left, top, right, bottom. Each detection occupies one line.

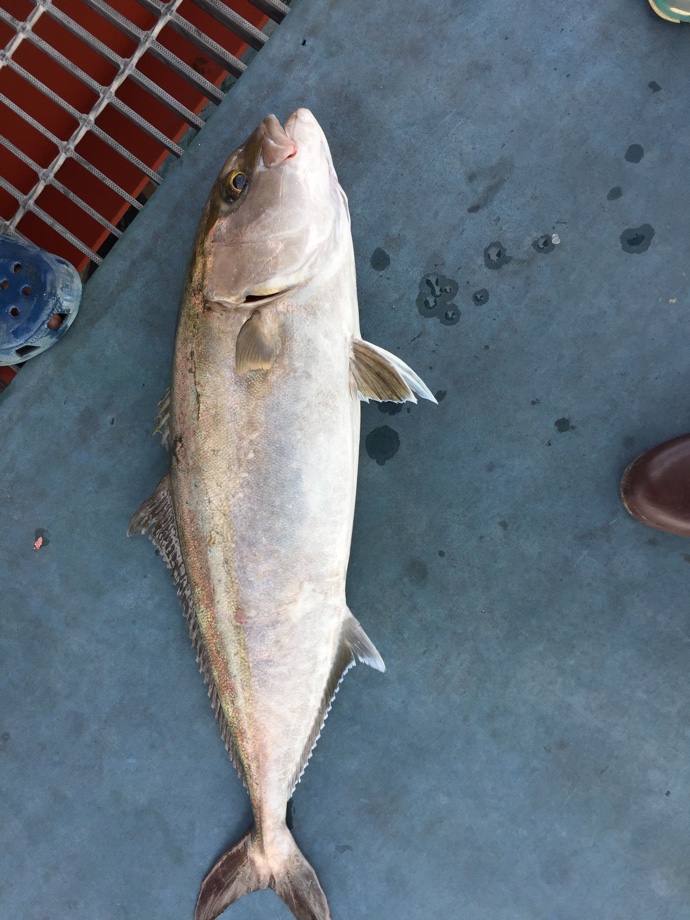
left=350, top=338, right=438, bottom=404
left=289, top=612, right=385, bottom=795
left=152, top=387, right=171, bottom=450
left=128, top=476, right=247, bottom=787
left=236, top=309, right=282, bottom=374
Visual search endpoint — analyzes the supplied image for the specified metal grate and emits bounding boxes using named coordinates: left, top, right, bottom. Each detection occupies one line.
left=0, top=0, right=288, bottom=271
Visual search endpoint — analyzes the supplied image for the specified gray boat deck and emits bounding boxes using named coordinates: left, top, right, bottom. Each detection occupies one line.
left=2, top=1, right=689, bottom=918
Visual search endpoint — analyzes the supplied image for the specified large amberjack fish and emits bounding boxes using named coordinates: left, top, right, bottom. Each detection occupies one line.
left=129, top=109, right=435, bottom=920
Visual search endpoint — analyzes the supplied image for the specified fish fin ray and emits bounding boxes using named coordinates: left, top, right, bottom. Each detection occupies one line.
left=350, top=338, right=437, bottom=404
left=290, top=612, right=385, bottom=794
left=236, top=309, right=281, bottom=374
left=152, top=386, right=171, bottom=449
left=195, top=827, right=331, bottom=920
left=194, top=830, right=260, bottom=920
left=128, top=476, right=247, bottom=787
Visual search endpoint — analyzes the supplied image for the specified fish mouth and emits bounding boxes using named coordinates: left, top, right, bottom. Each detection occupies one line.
left=239, top=288, right=293, bottom=307
left=261, top=115, right=297, bottom=167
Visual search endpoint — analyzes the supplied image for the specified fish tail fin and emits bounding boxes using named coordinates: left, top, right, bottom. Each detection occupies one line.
left=272, top=833, right=331, bottom=920
left=194, top=830, right=259, bottom=920
left=194, top=826, right=331, bottom=920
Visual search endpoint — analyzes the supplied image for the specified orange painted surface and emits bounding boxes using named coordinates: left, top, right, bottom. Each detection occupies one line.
left=0, top=0, right=272, bottom=272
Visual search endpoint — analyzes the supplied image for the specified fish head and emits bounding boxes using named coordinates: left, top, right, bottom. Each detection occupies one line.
left=198, top=109, right=350, bottom=308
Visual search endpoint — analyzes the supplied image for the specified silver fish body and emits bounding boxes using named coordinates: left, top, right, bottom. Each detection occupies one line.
left=130, top=109, right=434, bottom=920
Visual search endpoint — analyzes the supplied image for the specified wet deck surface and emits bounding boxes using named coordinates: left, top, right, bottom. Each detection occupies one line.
left=2, top=2, right=689, bottom=918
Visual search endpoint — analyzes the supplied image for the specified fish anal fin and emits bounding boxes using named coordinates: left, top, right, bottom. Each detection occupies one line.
left=152, top=386, right=171, bottom=450
left=350, top=338, right=437, bottom=404
left=236, top=309, right=281, bottom=374
left=128, top=476, right=247, bottom=787
left=290, top=612, right=385, bottom=794
left=344, top=614, right=386, bottom=672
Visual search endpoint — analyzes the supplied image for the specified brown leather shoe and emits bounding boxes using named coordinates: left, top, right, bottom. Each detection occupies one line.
left=621, top=433, right=690, bottom=536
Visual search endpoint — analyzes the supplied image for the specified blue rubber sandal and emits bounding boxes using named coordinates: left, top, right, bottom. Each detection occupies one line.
left=0, top=235, right=81, bottom=366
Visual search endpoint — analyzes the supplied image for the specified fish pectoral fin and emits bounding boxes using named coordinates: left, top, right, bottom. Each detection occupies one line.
left=152, top=386, right=171, bottom=450
left=350, top=338, right=437, bottom=404
left=128, top=476, right=248, bottom=789
left=290, top=612, right=385, bottom=793
left=236, top=309, right=282, bottom=374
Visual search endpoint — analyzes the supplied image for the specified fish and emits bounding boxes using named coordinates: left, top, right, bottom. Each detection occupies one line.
left=128, top=109, right=436, bottom=920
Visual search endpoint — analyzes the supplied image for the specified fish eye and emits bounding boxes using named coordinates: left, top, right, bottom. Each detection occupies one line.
left=223, top=170, right=248, bottom=201
left=221, top=169, right=249, bottom=203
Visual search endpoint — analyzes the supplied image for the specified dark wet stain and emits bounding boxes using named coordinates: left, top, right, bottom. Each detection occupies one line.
left=531, top=399, right=540, bottom=406
left=683, top=554, right=690, bottom=564
left=556, top=739, right=569, bottom=751
left=34, top=528, right=50, bottom=548
left=499, top=520, right=508, bottom=530
left=625, top=144, right=644, bottom=164
left=649, top=80, right=661, bottom=92
left=646, top=537, right=659, bottom=546
left=286, top=798, right=294, bottom=830
left=435, top=389, right=447, bottom=402
left=472, top=288, right=489, bottom=305
left=438, top=550, right=445, bottom=557
left=378, top=401, right=403, bottom=416
left=665, top=790, right=671, bottom=797
left=486, top=462, right=496, bottom=472
left=555, top=418, right=572, bottom=432
left=468, top=204, right=481, bottom=213
left=420, top=273, right=458, bottom=300
left=484, top=344, right=490, bottom=350
left=417, top=273, right=459, bottom=324
left=365, top=426, right=400, bottom=465
left=406, top=558, right=429, bottom=585
left=440, top=306, right=460, bottom=326
left=336, top=844, right=353, bottom=853
left=417, top=293, right=439, bottom=317
left=1, top=731, right=9, bottom=742
left=546, top=440, right=552, bottom=447
left=483, top=241, right=511, bottom=270
left=110, top=417, right=115, bottom=425
left=533, top=235, right=555, bottom=254
left=621, top=224, right=655, bottom=254
left=607, top=186, right=623, bottom=201
left=370, top=248, right=390, bottom=271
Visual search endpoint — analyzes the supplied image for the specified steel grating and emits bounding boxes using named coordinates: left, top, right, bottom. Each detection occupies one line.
left=0, top=0, right=288, bottom=270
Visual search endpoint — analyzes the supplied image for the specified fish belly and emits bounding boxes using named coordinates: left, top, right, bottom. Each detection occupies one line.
left=170, top=269, right=360, bottom=828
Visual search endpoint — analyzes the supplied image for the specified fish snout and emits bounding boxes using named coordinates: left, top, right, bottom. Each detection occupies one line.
left=261, top=114, right=298, bottom=167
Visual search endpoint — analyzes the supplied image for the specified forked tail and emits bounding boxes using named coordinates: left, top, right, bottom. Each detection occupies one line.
left=194, top=826, right=331, bottom=920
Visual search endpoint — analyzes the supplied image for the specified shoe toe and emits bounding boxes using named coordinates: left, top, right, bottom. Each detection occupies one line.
left=621, top=434, right=690, bottom=537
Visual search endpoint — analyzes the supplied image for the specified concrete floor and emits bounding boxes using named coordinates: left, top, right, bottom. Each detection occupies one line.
left=2, top=1, right=689, bottom=918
